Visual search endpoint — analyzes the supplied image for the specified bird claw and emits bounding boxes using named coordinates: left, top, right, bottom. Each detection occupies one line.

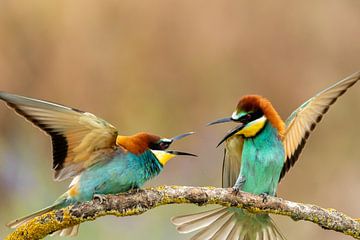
left=232, top=187, right=241, bottom=195
left=93, top=194, right=106, bottom=204
left=130, top=187, right=142, bottom=194
left=259, top=193, right=269, bottom=203
left=233, top=176, right=246, bottom=194
left=232, top=176, right=246, bottom=195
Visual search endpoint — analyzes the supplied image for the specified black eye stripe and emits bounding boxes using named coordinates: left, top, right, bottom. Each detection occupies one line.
left=239, top=111, right=263, bottom=124
left=149, top=140, right=171, bottom=150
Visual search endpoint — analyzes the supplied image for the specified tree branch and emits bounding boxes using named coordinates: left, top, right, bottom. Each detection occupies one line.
left=5, top=186, right=360, bottom=240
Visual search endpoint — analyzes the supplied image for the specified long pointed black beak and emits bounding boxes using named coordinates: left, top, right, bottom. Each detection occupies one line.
left=167, top=132, right=197, bottom=157
left=207, top=117, right=233, bottom=126
left=166, top=150, right=197, bottom=157
left=171, top=132, right=195, bottom=142
left=216, top=123, right=244, bottom=147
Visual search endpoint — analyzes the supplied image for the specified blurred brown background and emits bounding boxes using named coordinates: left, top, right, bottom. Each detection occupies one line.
left=0, top=0, right=360, bottom=239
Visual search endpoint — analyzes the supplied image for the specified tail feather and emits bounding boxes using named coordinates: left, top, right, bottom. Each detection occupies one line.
left=227, top=223, right=242, bottom=240
left=61, top=225, right=80, bottom=237
left=171, top=207, right=227, bottom=226
left=6, top=205, right=57, bottom=229
left=60, top=227, right=73, bottom=236
left=211, top=214, right=237, bottom=240
left=267, top=219, right=285, bottom=240
left=263, top=227, right=275, bottom=240
left=172, top=207, right=228, bottom=234
left=69, top=225, right=80, bottom=236
left=6, top=193, right=79, bottom=237
left=51, top=224, right=80, bottom=237
left=190, top=212, right=234, bottom=240
left=171, top=208, right=285, bottom=240
left=5, top=194, right=80, bottom=237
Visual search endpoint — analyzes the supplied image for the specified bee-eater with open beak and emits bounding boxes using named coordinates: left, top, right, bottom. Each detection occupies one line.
left=0, top=92, right=196, bottom=237
left=171, top=71, right=360, bottom=240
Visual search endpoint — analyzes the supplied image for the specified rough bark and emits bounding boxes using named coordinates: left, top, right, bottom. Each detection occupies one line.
left=5, top=186, right=360, bottom=240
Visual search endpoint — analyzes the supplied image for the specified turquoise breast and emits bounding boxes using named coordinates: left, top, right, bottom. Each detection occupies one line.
left=71, top=149, right=163, bottom=202
left=240, top=122, right=285, bottom=196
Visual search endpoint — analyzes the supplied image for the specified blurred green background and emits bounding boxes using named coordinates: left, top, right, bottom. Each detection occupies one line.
left=0, top=0, right=360, bottom=239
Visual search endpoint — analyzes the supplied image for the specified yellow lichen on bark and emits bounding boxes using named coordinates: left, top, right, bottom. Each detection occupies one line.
left=5, top=209, right=80, bottom=240
left=5, top=186, right=360, bottom=240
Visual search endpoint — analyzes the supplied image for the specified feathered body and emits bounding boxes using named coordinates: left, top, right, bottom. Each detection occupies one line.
left=232, top=95, right=285, bottom=196
left=0, top=92, right=194, bottom=237
left=26, top=147, right=164, bottom=237
left=65, top=149, right=163, bottom=204
left=173, top=97, right=286, bottom=240
left=239, top=121, right=284, bottom=195
left=6, top=132, right=167, bottom=236
left=172, top=71, right=360, bottom=240
left=218, top=120, right=286, bottom=240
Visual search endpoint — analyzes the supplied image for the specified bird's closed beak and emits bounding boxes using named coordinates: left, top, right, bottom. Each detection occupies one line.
left=208, top=116, right=245, bottom=147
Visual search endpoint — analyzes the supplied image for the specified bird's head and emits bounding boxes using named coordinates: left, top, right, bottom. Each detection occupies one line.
left=208, top=95, right=285, bottom=146
left=116, top=132, right=196, bottom=165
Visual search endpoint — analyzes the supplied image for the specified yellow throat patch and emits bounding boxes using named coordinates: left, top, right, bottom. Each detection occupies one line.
left=236, top=116, right=267, bottom=137
left=151, top=150, right=175, bottom=166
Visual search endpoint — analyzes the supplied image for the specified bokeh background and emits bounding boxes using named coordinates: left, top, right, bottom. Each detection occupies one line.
left=0, top=0, right=360, bottom=239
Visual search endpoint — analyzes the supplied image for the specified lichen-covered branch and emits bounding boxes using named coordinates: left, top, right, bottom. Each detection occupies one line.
left=5, top=186, right=360, bottom=240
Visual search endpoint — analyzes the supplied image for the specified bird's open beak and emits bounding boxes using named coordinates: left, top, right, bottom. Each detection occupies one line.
left=165, top=150, right=197, bottom=157
left=152, top=132, right=197, bottom=165
left=207, top=117, right=233, bottom=126
left=208, top=116, right=245, bottom=147
left=171, top=132, right=195, bottom=142
left=216, top=123, right=245, bottom=147
left=167, top=132, right=197, bottom=157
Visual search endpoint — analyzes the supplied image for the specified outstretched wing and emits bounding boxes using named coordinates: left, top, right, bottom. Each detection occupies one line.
left=222, top=135, right=243, bottom=187
left=0, top=92, right=118, bottom=181
left=280, top=71, right=360, bottom=180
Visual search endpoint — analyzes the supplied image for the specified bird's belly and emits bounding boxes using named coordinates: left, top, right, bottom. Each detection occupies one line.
left=240, top=140, right=284, bottom=196
left=72, top=160, right=145, bottom=202
left=241, top=159, right=281, bottom=195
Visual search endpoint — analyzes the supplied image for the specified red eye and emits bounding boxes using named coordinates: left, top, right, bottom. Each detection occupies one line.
left=159, top=142, right=170, bottom=150
left=239, top=113, right=252, bottom=123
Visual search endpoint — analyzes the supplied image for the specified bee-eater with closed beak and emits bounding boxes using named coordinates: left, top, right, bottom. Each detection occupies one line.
left=172, top=71, right=360, bottom=240
left=0, top=92, right=196, bottom=237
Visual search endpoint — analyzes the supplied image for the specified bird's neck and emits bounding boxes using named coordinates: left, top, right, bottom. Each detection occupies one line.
left=138, top=150, right=163, bottom=179
left=257, top=100, right=285, bottom=138
left=245, top=122, right=280, bottom=143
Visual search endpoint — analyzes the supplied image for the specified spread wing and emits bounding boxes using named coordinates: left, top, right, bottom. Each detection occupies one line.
left=222, top=135, right=243, bottom=187
left=280, top=71, right=360, bottom=180
left=0, top=92, right=118, bottom=181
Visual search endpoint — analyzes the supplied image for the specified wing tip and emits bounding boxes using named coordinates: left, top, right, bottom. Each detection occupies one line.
left=349, top=70, right=360, bottom=79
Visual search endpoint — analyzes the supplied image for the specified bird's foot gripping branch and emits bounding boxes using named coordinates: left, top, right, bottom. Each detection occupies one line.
left=5, top=186, right=360, bottom=240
